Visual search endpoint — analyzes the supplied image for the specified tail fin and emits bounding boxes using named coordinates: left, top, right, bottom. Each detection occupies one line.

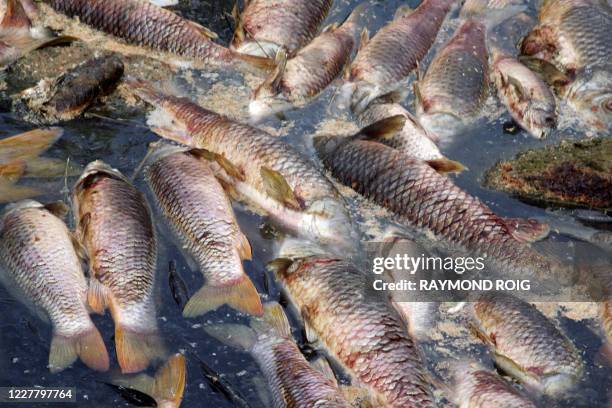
left=250, top=302, right=292, bottom=338
left=203, top=323, right=258, bottom=351
left=112, top=354, right=186, bottom=408
left=0, top=0, right=31, bottom=33
left=460, top=0, right=525, bottom=29
left=182, top=276, right=263, bottom=318
left=151, top=354, right=186, bottom=407
left=49, top=326, right=110, bottom=373
left=0, top=128, right=63, bottom=161
left=115, top=324, right=167, bottom=374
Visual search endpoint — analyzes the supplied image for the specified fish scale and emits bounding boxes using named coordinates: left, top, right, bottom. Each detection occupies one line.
left=349, top=0, right=453, bottom=87
left=317, top=138, right=570, bottom=280
left=232, top=0, right=333, bottom=56
left=50, top=0, right=233, bottom=63
left=418, top=20, right=489, bottom=119
left=472, top=293, right=583, bottom=395
left=0, top=201, right=109, bottom=373
left=73, top=162, right=162, bottom=374
left=276, top=257, right=434, bottom=408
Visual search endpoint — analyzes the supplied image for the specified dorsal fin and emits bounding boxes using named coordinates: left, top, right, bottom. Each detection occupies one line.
left=358, top=28, right=369, bottom=52
left=355, top=115, right=406, bottom=142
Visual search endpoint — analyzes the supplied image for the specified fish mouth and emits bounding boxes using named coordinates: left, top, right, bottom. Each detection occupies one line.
left=523, top=106, right=556, bottom=139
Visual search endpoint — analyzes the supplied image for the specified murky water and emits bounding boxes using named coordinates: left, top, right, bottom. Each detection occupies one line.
left=0, top=0, right=609, bottom=407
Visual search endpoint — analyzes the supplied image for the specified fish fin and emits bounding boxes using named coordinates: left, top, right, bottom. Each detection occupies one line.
left=87, top=278, right=110, bottom=314
left=151, top=354, right=186, bottom=407
left=204, top=323, right=257, bottom=350
left=43, top=200, right=69, bottom=218
left=259, top=48, right=287, bottom=94
left=23, top=157, right=75, bottom=178
left=413, top=80, right=423, bottom=112
left=356, top=115, right=406, bottom=142
left=231, top=1, right=245, bottom=44
left=358, top=28, right=369, bottom=52
left=49, top=326, right=110, bottom=373
left=501, top=217, right=550, bottom=243
left=186, top=21, right=218, bottom=40
left=266, top=258, right=294, bottom=277
left=0, top=159, right=26, bottom=181
left=394, top=4, right=414, bottom=19
left=250, top=302, right=291, bottom=338
left=468, top=321, right=495, bottom=347
left=0, top=179, right=41, bottom=203
left=190, top=148, right=245, bottom=181
left=425, top=158, right=467, bottom=174
left=300, top=306, right=318, bottom=343
left=517, top=56, right=571, bottom=90
left=461, top=0, right=525, bottom=29
left=233, top=53, right=276, bottom=72
left=322, top=22, right=339, bottom=33
left=260, top=166, right=302, bottom=210
left=183, top=276, right=263, bottom=317
left=379, top=90, right=405, bottom=104
left=237, top=232, right=252, bottom=261
left=0, top=0, right=31, bottom=32
left=310, top=357, right=337, bottom=385
left=0, top=127, right=63, bottom=161
left=115, top=323, right=167, bottom=374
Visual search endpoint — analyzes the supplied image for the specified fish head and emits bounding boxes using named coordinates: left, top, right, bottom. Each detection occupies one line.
left=522, top=102, right=556, bottom=139
left=300, top=198, right=362, bottom=259
left=566, top=69, right=612, bottom=132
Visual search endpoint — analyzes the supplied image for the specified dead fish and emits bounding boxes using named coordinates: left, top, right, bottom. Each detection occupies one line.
left=416, top=0, right=523, bottom=140
left=452, top=361, right=537, bottom=408
left=128, top=79, right=361, bottom=259
left=249, top=4, right=365, bottom=122
left=520, top=0, right=611, bottom=131
left=144, top=143, right=263, bottom=318
left=231, top=0, right=333, bottom=58
left=314, top=117, right=570, bottom=284
left=205, top=302, right=352, bottom=408
left=356, top=93, right=452, bottom=162
left=415, top=20, right=489, bottom=140
left=0, top=127, right=67, bottom=203
left=470, top=293, right=583, bottom=396
left=73, top=160, right=164, bottom=374
left=269, top=253, right=435, bottom=408
left=339, top=0, right=454, bottom=114
left=13, top=52, right=124, bottom=125
left=491, top=49, right=557, bottom=139
left=0, top=200, right=109, bottom=373
left=112, top=353, right=186, bottom=408
left=49, top=0, right=272, bottom=70
left=521, top=0, right=610, bottom=74
left=0, top=0, right=72, bottom=68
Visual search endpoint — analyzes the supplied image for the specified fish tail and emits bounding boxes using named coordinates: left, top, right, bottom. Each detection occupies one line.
left=250, top=302, right=291, bottom=338
left=151, top=354, right=186, bottom=406
left=203, top=323, right=258, bottom=350
left=460, top=0, right=525, bottom=29
left=115, top=323, right=167, bottom=374
left=49, top=326, right=110, bottom=373
left=182, top=275, right=263, bottom=318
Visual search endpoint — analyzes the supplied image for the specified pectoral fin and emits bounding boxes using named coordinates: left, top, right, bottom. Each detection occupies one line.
left=260, top=166, right=301, bottom=210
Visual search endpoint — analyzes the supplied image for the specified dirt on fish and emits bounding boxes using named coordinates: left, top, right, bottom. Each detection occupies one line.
left=484, top=138, right=612, bottom=211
